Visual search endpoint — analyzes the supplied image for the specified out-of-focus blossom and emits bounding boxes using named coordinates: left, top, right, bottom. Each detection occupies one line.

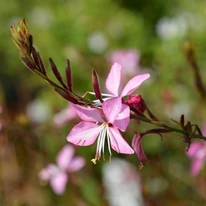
left=105, top=63, right=150, bottom=98
left=30, top=7, right=54, bottom=28
left=107, top=49, right=141, bottom=75
left=87, top=31, right=108, bottom=54
left=67, top=97, right=133, bottom=164
left=26, top=99, right=51, bottom=123
left=186, top=125, right=206, bottom=176
left=39, top=144, right=85, bottom=195
left=132, top=133, right=148, bottom=167
left=165, top=102, right=192, bottom=120
left=53, top=104, right=77, bottom=126
left=102, top=158, right=144, bottom=206
left=163, top=86, right=192, bottom=119
left=156, top=16, right=187, bottom=40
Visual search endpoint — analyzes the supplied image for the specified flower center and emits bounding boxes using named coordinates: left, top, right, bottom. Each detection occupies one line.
left=91, top=123, right=112, bottom=164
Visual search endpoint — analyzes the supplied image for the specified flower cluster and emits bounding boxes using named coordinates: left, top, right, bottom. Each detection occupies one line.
left=11, top=19, right=206, bottom=170
left=66, top=63, right=150, bottom=164
left=39, top=144, right=85, bottom=194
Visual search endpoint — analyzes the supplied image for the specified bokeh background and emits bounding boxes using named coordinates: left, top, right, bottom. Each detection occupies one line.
left=0, top=0, right=206, bottom=205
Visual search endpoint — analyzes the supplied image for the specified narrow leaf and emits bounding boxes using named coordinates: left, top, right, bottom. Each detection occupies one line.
left=65, top=59, right=73, bottom=92
left=49, top=58, right=68, bottom=89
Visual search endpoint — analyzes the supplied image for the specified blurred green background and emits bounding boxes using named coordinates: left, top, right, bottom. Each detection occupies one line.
left=0, top=0, right=206, bottom=205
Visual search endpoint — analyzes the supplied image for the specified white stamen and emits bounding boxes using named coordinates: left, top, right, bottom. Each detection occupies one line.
left=92, top=123, right=112, bottom=164
left=106, top=127, right=112, bottom=157
left=88, top=92, right=114, bottom=97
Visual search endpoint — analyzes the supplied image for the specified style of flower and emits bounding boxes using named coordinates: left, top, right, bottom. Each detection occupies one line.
left=186, top=125, right=206, bottom=176
left=67, top=97, right=134, bottom=164
left=132, top=133, right=148, bottom=168
left=107, top=49, right=141, bottom=75
left=53, top=104, right=77, bottom=126
left=39, top=144, right=85, bottom=195
left=105, top=63, right=150, bottom=99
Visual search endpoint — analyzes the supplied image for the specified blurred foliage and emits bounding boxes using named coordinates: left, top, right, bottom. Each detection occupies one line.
left=0, top=0, right=206, bottom=205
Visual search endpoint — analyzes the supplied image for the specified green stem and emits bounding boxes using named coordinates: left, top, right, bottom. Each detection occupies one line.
left=131, top=115, right=206, bottom=141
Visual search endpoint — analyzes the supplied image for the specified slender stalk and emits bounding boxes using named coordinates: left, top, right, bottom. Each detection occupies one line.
left=131, top=114, right=206, bottom=140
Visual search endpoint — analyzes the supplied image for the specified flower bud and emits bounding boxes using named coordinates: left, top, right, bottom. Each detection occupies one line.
left=92, top=69, right=103, bottom=102
left=125, top=94, right=145, bottom=113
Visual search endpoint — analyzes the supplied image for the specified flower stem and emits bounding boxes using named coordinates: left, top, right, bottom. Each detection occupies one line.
left=131, top=114, right=206, bottom=141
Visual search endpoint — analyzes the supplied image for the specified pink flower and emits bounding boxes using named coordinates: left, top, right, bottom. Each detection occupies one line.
left=53, top=104, right=77, bottom=126
left=186, top=141, right=206, bottom=176
left=105, top=63, right=150, bottom=98
left=67, top=97, right=134, bottom=164
left=132, top=133, right=148, bottom=167
left=39, top=144, right=85, bottom=194
left=186, top=124, right=206, bottom=176
left=107, top=49, right=141, bottom=75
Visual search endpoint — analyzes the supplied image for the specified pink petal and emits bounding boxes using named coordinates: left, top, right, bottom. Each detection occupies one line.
left=50, top=172, right=68, bottom=195
left=108, top=49, right=140, bottom=75
left=108, top=127, right=134, bottom=154
left=67, top=157, right=85, bottom=172
left=102, top=97, right=122, bottom=124
left=186, top=142, right=202, bottom=158
left=132, top=134, right=148, bottom=164
left=39, top=164, right=57, bottom=181
left=56, top=145, right=74, bottom=170
left=73, top=104, right=104, bottom=122
left=190, top=158, right=205, bottom=176
left=113, top=103, right=130, bottom=132
left=67, top=121, right=101, bottom=146
left=120, top=73, right=150, bottom=97
left=53, top=104, right=77, bottom=126
left=106, top=63, right=122, bottom=96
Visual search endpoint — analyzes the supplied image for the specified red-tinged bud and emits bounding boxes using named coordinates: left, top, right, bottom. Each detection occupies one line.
left=185, top=121, right=192, bottom=133
left=49, top=58, right=68, bottom=89
left=21, top=57, right=37, bottom=70
left=10, top=18, right=32, bottom=58
left=54, top=88, right=78, bottom=104
left=92, top=69, right=103, bottom=103
left=132, top=133, right=149, bottom=168
left=38, top=53, right=47, bottom=76
left=31, top=47, right=47, bottom=75
left=65, top=59, right=73, bottom=92
left=125, top=94, right=145, bottom=113
left=180, top=114, right=185, bottom=128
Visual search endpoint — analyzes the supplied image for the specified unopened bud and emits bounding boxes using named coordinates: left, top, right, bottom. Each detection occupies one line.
left=125, top=94, right=145, bottom=113
left=49, top=58, right=68, bottom=89
left=65, top=59, right=73, bottom=92
left=92, top=69, right=103, bottom=103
